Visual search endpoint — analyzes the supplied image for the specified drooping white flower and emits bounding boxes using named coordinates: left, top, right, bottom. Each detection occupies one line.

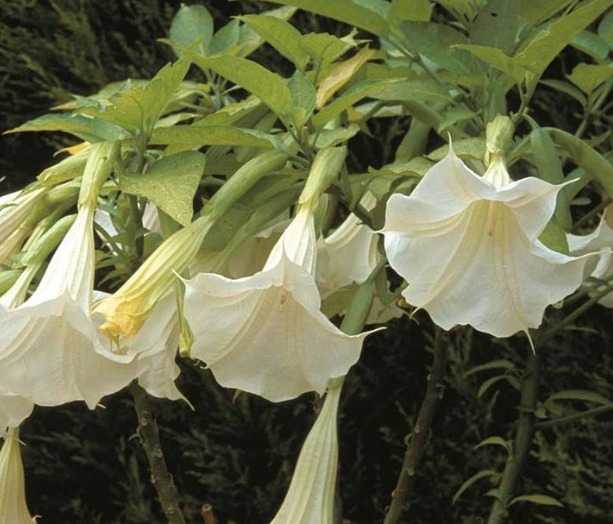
left=0, top=428, right=35, bottom=523
left=270, top=380, right=342, bottom=524
left=184, top=201, right=371, bottom=402
left=382, top=148, right=589, bottom=337
left=0, top=204, right=134, bottom=408
left=0, top=188, right=44, bottom=247
left=94, top=292, right=184, bottom=401
left=568, top=211, right=613, bottom=308
left=0, top=394, right=33, bottom=437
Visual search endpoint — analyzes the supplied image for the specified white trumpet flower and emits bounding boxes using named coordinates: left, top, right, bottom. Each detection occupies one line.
left=184, top=202, right=371, bottom=402
left=0, top=204, right=134, bottom=408
left=270, top=381, right=342, bottom=524
left=382, top=149, right=589, bottom=337
left=0, top=394, right=33, bottom=437
left=0, top=428, right=35, bottom=523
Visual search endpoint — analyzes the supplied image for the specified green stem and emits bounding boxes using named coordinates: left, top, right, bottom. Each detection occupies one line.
left=536, top=405, right=613, bottom=430
left=130, top=383, right=186, bottom=524
left=383, top=328, right=448, bottom=524
left=486, top=351, right=539, bottom=524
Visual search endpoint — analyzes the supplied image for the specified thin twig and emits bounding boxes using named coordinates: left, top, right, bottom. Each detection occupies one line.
left=383, top=327, right=448, bottom=524
left=535, top=405, right=613, bottom=430
left=130, top=382, right=186, bottom=524
left=486, top=351, right=539, bottom=524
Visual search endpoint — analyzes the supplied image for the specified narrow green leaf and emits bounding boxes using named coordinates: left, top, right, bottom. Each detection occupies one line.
left=427, top=138, right=485, bottom=162
left=312, top=79, right=403, bottom=129
left=478, top=375, right=510, bottom=398
left=546, top=389, right=613, bottom=406
left=149, top=125, right=282, bottom=150
left=464, top=359, right=515, bottom=377
left=470, top=0, right=520, bottom=55
left=193, top=55, right=292, bottom=117
left=239, top=15, right=309, bottom=70
left=452, top=469, right=498, bottom=505
left=540, top=79, right=588, bottom=107
left=210, top=20, right=241, bottom=55
left=517, top=0, right=574, bottom=26
left=453, top=45, right=528, bottom=83
left=598, top=9, right=613, bottom=49
left=5, top=113, right=128, bottom=142
left=288, top=70, right=317, bottom=129
left=169, top=4, right=214, bottom=56
left=474, top=436, right=511, bottom=453
left=265, top=0, right=390, bottom=37
left=510, top=494, right=564, bottom=507
left=300, top=31, right=357, bottom=65
left=234, top=6, right=297, bottom=58
left=571, top=30, right=612, bottom=62
left=119, top=152, right=206, bottom=227
left=516, top=0, right=613, bottom=80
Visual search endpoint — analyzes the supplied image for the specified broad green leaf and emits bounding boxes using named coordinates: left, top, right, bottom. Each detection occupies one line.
left=238, top=15, right=309, bottom=70
left=169, top=4, right=214, bottom=56
left=288, top=70, right=317, bottom=129
left=370, top=157, right=434, bottom=178
left=314, top=124, right=360, bottom=148
left=474, top=436, right=511, bottom=452
left=316, top=48, right=376, bottom=107
left=453, top=45, right=529, bottom=83
left=193, top=55, right=292, bottom=118
left=234, top=6, right=297, bottom=58
left=452, top=469, right=499, bottom=505
left=545, top=389, right=613, bottom=406
left=312, top=79, right=403, bottom=129
left=397, top=21, right=473, bottom=75
left=119, top=152, right=206, bottom=226
left=510, top=494, right=564, bottom=507
left=470, top=0, right=520, bottom=55
left=210, top=20, right=241, bottom=55
left=149, top=125, right=282, bottom=150
left=517, top=0, right=574, bottom=26
left=598, top=9, right=613, bottom=48
left=539, top=218, right=570, bottom=254
left=5, top=113, right=128, bottom=142
left=389, top=0, right=432, bottom=22
left=266, top=0, right=390, bottom=37
left=80, top=57, right=191, bottom=137
left=567, top=63, right=613, bottom=94
left=437, top=105, right=478, bottom=133
left=197, top=97, right=266, bottom=127
left=540, top=79, right=588, bottom=107
left=428, top=138, right=485, bottom=162
left=368, top=78, right=453, bottom=102
left=571, top=30, right=611, bottom=62
left=515, top=0, right=613, bottom=81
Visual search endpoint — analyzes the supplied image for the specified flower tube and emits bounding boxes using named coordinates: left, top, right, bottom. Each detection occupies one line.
left=0, top=428, right=35, bottom=523
left=382, top=146, right=589, bottom=337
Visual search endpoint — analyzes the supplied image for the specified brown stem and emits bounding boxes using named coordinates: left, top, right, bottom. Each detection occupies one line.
left=383, top=328, right=448, bottom=524
left=201, top=503, right=217, bottom=524
left=486, top=351, right=539, bottom=524
left=130, top=382, right=186, bottom=524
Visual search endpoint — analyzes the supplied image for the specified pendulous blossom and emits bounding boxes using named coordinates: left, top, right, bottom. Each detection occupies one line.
left=382, top=147, right=589, bottom=337
left=270, top=380, right=342, bottom=524
left=0, top=428, right=35, bottom=523
left=184, top=200, right=371, bottom=402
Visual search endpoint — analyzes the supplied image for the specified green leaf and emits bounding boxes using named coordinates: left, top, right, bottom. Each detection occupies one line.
left=210, top=20, right=241, bottom=55
left=545, top=389, right=613, bottom=407
left=470, top=0, right=520, bottom=55
left=149, top=125, right=283, bottom=150
left=119, top=152, right=205, bottom=227
left=397, top=21, right=473, bottom=75
left=389, top=0, right=432, bottom=22
left=464, top=359, right=515, bottom=377
left=571, top=30, right=611, bottom=62
left=510, top=494, right=564, bottom=507
left=265, top=0, right=390, bottom=37
left=452, top=469, right=498, bottom=504
left=478, top=375, right=511, bottom=398
left=598, top=9, right=613, bottom=49
left=437, top=105, right=479, bottom=133
left=436, top=0, right=478, bottom=21
left=453, top=45, right=528, bottom=83
left=427, top=138, right=485, bottom=162
left=567, top=63, right=613, bottom=94
left=540, top=79, right=588, bottom=107
left=239, top=15, right=309, bottom=70
left=80, top=57, right=191, bottom=137
left=193, top=55, right=292, bottom=118
left=370, top=78, right=453, bottom=102
left=314, top=124, right=360, bottom=148
left=539, top=218, right=570, bottom=254
left=288, top=70, right=317, bottom=129
left=312, top=79, right=403, bottom=129
left=474, top=436, right=511, bottom=452
left=234, top=6, right=297, bottom=58
left=517, top=0, right=574, bottom=26
left=300, top=31, right=357, bottom=65
left=5, top=113, right=128, bottom=142
left=169, top=4, right=214, bottom=56
left=515, top=0, right=613, bottom=81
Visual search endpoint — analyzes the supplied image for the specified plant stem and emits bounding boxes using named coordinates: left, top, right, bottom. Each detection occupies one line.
left=383, top=328, right=448, bottom=524
left=130, top=382, right=186, bottom=524
left=486, top=351, right=539, bottom=524
left=536, top=405, right=613, bottom=430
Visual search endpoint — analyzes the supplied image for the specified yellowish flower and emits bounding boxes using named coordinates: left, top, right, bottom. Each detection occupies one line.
left=0, top=428, right=35, bottom=523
